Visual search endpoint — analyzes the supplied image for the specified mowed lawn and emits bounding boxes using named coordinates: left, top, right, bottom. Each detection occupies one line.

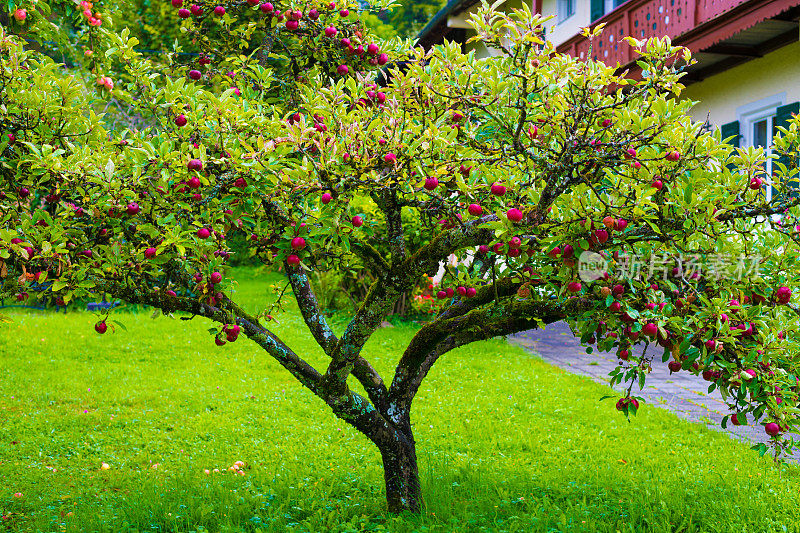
left=2, top=268, right=800, bottom=532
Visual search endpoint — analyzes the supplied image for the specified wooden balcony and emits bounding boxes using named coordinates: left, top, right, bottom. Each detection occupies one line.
left=557, top=0, right=800, bottom=82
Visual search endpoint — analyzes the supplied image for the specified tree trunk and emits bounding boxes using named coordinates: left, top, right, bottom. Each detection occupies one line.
left=378, top=428, right=422, bottom=513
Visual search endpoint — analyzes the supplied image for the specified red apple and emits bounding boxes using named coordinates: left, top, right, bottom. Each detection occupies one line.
left=95, top=321, right=108, bottom=334
left=287, top=254, right=301, bottom=266
left=506, top=208, right=523, bottom=222
left=490, top=182, right=506, bottom=196
left=351, top=215, right=363, bottom=227
left=291, top=237, right=306, bottom=250
left=776, top=286, right=791, bottom=304
left=567, top=281, right=581, bottom=293
left=224, top=324, right=240, bottom=341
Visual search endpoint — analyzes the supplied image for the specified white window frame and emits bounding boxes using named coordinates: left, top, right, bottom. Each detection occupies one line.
left=737, top=93, right=786, bottom=204
left=603, top=0, right=627, bottom=16
left=557, top=0, right=575, bottom=23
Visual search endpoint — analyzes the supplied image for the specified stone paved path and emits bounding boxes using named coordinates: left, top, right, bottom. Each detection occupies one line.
left=510, top=321, right=799, bottom=461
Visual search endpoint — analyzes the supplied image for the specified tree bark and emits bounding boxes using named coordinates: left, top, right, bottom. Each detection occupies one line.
left=378, top=427, right=422, bottom=513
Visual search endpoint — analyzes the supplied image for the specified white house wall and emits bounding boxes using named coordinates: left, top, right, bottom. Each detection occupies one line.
left=540, top=0, right=590, bottom=49
left=682, top=41, right=800, bottom=127
left=448, top=0, right=589, bottom=58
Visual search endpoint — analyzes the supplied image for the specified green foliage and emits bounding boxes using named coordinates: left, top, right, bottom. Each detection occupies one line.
left=1, top=269, right=799, bottom=532
left=369, top=0, right=447, bottom=39
left=308, top=268, right=355, bottom=313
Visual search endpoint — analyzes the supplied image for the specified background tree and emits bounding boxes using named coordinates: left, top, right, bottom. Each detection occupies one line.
left=362, top=0, right=446, bottom=40
left=2, top=1, right=800, bottom=514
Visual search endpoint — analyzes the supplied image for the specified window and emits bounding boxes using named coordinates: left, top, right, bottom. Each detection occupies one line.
left=723, top=96, right=800, bottom=207
left=557, top=0, right=575, bottom=22
left=737, top=93, right=786, bottom=203
left=603, top=0, right=628, bottom=15
left=592, top=0, right=628, bottom=22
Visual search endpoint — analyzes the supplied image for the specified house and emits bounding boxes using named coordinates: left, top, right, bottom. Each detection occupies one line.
left=417, top=0, right=800, bottom=200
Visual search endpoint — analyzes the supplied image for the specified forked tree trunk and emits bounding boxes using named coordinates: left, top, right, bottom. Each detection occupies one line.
left=378, top=428, right=422, bottom=513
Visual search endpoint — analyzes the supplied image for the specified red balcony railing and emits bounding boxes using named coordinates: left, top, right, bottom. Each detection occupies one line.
left=556, top=0, right=794, bottom=69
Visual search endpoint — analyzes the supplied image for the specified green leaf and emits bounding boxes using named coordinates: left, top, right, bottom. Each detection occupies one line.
left=750, top=443, right=768, bottom=457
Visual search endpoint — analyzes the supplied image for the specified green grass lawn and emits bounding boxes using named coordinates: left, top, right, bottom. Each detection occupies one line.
left=2, top=268, right=800, bottom=532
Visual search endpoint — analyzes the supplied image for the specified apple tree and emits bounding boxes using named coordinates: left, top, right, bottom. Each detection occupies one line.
left=2, top=0, right=800, bottom=513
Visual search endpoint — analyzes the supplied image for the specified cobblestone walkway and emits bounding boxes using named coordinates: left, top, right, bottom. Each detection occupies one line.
left=510, top=321, right=798, bottom=460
